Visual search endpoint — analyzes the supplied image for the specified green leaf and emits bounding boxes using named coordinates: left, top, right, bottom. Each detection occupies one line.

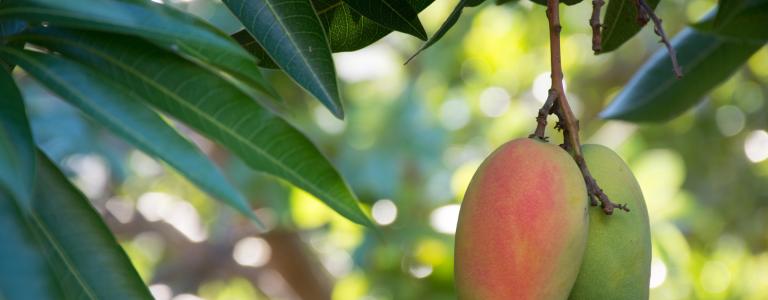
left=0, top=46, right=264, bottom=229
left=600, top=28, right=763, bottom=122
left=29, top=150, right=152, bottom=299
left=696, top=0, right=768, bottom=41
left=600, top=0, right=660, bottom=53
left=495, top=0, right=519, bottom=5
left=0, top=191, right=63, bottom=300
left=0, top=68, right=35, bottom=209
left=530, top=0, right=582, bottom=6
left=342, top=0, right=427, bottom=40
left=20, top=29, right=373, bottom=227
left=714, top=0, right=749, bottom=26
left=406, top=0, right=479, bottom=63
left=223, top=0, right=344, bottom=118
left=0, top=0, right=279, bottom=101
left=233, top=0, right=435, bottom=67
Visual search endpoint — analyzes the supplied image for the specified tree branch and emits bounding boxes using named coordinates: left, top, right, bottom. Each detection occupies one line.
left=590, top=0, right=605, bottom=54
left=529, top=89, right=557, bottom=140
left=545, top=0, right=628, bottom=214
left=638, top=0, right=682, bottom=78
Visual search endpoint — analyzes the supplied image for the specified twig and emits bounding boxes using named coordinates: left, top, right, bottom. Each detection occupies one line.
left=590, top=0, right=605, bottom=54
left=546, top=0, right=629, bottom=214
left=638, top=0, right=682, bottom=78
left=633, top=0, right=650, bottom=26
left=529, top=89, right=558, bottom=140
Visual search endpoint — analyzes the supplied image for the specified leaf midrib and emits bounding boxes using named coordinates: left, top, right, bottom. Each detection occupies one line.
left=22, top=35, right=359, bottom=221
left=602, top=0, right=629, bottom=46
left=236, top=0, right=338, bottom=111
left=30, top=211, right=98, bottom=300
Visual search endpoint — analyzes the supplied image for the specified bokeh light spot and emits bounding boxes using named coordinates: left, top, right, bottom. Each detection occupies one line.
left=479, top=86, right=511, bottom=117
left=233, top=237, right=271, bottom=268
left=715, top=105, right=745, bottom=137
left=430, top=204, right=461, bottom=234
left=744, top=130, right=768, bottom=163
left=439, top=98, right=471, bottom=130
left=371, top=199, right=397, bottom=226
left=649, top=260, right=668, bottom=289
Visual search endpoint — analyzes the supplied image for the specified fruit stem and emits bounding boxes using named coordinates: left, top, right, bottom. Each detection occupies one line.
left=545, top=0, right=628, bottom=214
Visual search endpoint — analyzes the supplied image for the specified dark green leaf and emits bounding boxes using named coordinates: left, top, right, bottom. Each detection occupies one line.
left=0, top=0, right=279, bottom=101
left=696, top=0, right=768, bottom=41
left=223, top=0, right=344, bottom=118
left=530, top=0, right=582, bottom=6
left=343, top=0, right=427, bottom=40
left=406, top=0, right=478, bottom=63
left=20, top=29, right=373, bottom=227
left=28, top=150, right=152, bottom=299
left=0, top=68, right=35, bottom=209
left=466, top=0, right=487, bottom=7
left=600, top=28, right=763, bottom=122
left=600, top=0, right=660, bottom=53
left=714, top=0, right=748, bottom=26
left=233, top=0, right=435, bottom=68
left=495, top=0, right=519, bottom=5
left=0, top=191, right=63, bottom=300
left=0, top=46, right=264, bottom=229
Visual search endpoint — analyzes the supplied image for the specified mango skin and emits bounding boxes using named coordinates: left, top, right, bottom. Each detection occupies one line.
left=568, top=144, right=651, bottom=300
left=455, top=138, right=589, bottom=300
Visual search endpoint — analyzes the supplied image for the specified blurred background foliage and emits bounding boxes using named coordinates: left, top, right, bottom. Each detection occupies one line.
left=15, top=0, right=768, bottom=299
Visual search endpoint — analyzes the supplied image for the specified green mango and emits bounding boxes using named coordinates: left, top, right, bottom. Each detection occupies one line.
left=569, top=144, right=651, bottom=300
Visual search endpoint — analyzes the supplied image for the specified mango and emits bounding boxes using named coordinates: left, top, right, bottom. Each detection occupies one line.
left=568, top=144, right=651, bottom=300
left=455, top=138, right=589, bottom=299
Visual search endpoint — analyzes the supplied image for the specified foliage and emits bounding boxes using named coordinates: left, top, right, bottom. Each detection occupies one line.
left=1, top=0, right=767, bottom=298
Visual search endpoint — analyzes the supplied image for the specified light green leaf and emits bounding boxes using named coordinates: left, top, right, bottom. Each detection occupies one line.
left=19, top=29, right=372, bottom=227
left=600, top=0, right=660, bottom=53
left=29, top=150, right=152, bottom=299
left=600, top=28, right=763, bottom=121
left=0, top=191, right=63, bottom=300
left=223, top=0, right=344, bottom=118
left=0, top=0, right=279, bottom=101
left=0, top=68, right=35, bottom=209
left=342, top=0, right=427, bottom=40
left=0, top=46, right=264, bottom=229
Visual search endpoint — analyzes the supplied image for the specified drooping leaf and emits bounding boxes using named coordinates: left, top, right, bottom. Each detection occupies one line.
left=600, top=28, right=763, bottom=122
left=28, top=150, right=152, bottom=299
left=696, top=0, right=768, bottom=41
left=0, top=46, right=264, bottom=229
left=0, top=0, right=279, bottom=101
left=223, top=0, right=344, bottom=118
left=342, top=0, right=427, bottom=40
left=233, top=0, right=435, bottom=68
left=0, top=191, right=63, bottom=300
left=19, top=29, right=373, bottom=227
left=406, top=0, right=482, bottom=63
left=600, top=0, right=660, bottom=53
left=0, top=68, right=35, bottom=209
